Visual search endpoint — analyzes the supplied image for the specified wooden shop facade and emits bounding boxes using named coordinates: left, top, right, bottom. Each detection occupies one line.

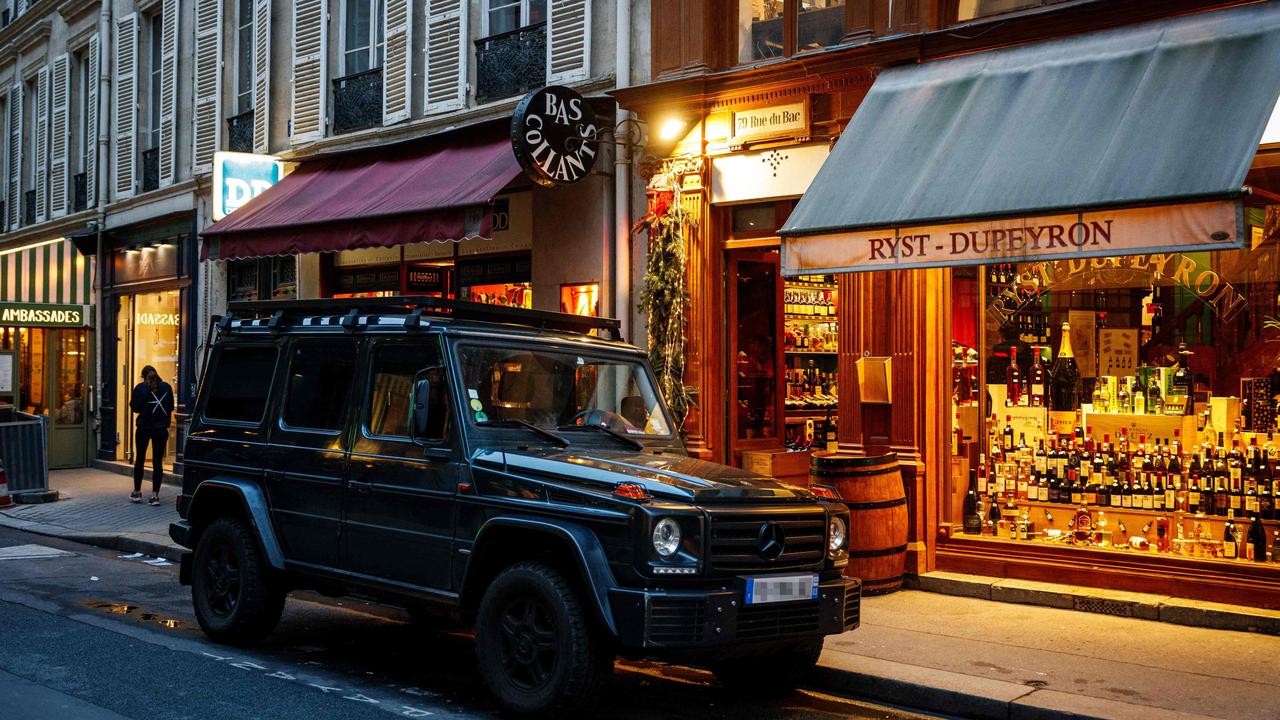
left=617, top=0, right=1280, bottom=608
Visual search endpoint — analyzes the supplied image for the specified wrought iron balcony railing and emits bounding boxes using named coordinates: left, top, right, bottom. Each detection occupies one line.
left=227, top=109, right=255, bottom=153
left=475, top=23, right=546, bottom=104
left=73, top=173, right=87, bottom=212
left=141, top=148, right=159, bottom=192
left=332, top=68, right=383, bottom=135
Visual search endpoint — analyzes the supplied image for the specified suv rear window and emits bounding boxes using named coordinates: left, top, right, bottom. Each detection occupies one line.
left=203, top=345, right=278, bottom=424
left=282, top=340, right=357, bottom=431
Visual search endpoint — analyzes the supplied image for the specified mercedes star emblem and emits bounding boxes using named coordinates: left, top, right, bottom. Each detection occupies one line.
left=756, top=521, right=787, bottom=561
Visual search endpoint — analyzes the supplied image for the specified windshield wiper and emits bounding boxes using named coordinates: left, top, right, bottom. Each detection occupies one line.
left=556, top=423, right=645, bottom=451
left=476, top=419, right=570, bottom=448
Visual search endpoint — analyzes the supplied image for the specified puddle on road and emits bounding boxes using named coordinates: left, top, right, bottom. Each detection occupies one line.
left=82, top=600, right=187, bottom=630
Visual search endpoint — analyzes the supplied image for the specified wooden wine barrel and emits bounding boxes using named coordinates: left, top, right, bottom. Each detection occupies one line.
left=811, top=451, right=907, bottom=595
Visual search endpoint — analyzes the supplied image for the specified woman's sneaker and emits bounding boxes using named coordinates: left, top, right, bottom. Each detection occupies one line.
left=148, top=495, right=161, bottom=506
left=129, top=492, right=143, bottom=503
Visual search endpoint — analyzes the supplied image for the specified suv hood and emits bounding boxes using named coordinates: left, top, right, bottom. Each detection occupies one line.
left=474, top=448, right=817, bottom=502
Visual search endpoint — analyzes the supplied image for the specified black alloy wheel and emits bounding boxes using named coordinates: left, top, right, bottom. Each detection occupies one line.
left=191, top=516, right=286, bottom=646
left=203, top=542, right=242, bottom=617
left=474, top=561, right=613, bottom=716
left=497, top=595, right=559, bottom=691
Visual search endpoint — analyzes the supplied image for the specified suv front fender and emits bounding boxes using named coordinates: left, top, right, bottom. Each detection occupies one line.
left=185, top=478, right=286, bottom=571
left=463, top=516, right=619, bottom=635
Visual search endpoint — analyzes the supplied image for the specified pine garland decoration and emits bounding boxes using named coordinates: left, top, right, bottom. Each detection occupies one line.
left=637, top=188, right=692, bottom=431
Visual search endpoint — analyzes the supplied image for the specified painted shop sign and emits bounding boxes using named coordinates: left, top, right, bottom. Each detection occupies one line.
left=988, top=252, right=1250, bottom=324
left=0, top=302, right=92, bottom=327
left=731, top=101, right=809, bottom=145
left=511, top=86, right=598, bottom=187
left=782, top=199, right=1243, bottom=275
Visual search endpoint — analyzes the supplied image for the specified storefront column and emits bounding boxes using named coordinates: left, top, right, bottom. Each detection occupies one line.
left=676, top=162, right=721, bottom=462
left=837, top=267, right=950, bottom=575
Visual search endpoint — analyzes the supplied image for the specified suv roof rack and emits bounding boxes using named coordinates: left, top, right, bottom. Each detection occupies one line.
left=225, top=296, right=623, bottom=339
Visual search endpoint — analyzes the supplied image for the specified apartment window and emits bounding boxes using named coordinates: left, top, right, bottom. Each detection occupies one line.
left=146, top=13, right=162, bottom=150
left=485, top=0, right=546, bottom=35
left=76, top=51, right=90, bottom=175
left=342, top=0, right=385, bottom=75
left=23, top=76, right=35, bottom=187
left=737, top=0, right=845, bottom=63
left=236, top=0, right=255, bottom=113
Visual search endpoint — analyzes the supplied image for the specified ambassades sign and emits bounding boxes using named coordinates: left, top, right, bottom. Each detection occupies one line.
left=782, top=200, right=1243, bottom=275
left=212, top=152, right=284, bottom=221
left=731, top=101, right=809, bottom=145
left=0, top=302, right=92, bottom=327
left=511, top=86, right=598, bottom=187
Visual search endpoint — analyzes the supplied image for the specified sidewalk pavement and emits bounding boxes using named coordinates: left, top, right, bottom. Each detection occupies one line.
left=4, top=468, right=1280, bottom=720
left=0, top=468, right=182, bottom=561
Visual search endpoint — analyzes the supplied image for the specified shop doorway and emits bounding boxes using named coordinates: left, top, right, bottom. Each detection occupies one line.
left=115, top=290, right=180, bottom=467
left=0, top=327, right=92, bottom=468
left=726, top=249, right=785, bottom=466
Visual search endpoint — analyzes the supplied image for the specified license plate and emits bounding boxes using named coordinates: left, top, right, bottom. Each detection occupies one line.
left=744, top=574, right=818, bottom=605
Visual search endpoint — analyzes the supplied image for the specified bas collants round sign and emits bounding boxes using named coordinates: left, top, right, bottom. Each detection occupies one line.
left=511, top=86, right=599, bottom=188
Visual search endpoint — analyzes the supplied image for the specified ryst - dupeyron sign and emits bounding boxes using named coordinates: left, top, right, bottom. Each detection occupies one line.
left=511, top=86, right=599, bottom=188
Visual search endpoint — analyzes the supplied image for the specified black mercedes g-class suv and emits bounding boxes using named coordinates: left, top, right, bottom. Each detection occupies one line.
left=170, top=297, right=859, bottom=715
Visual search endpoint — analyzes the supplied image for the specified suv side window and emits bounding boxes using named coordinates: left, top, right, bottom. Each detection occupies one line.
left=203, top=344, right=279, bottom=424
left=366, top=339, right=449, bottom=442
left=282, top=339, right=358, bottom=432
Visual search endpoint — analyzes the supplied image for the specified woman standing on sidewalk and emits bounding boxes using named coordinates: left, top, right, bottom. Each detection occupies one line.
left=129, top=365, right=173, bottom=506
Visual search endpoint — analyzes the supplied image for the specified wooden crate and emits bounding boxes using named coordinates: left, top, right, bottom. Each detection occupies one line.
left=742, top=448, right=813, bottom=486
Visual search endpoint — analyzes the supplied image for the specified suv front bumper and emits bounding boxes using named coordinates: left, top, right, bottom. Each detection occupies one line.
left=609, top=575, right=859, bottom=652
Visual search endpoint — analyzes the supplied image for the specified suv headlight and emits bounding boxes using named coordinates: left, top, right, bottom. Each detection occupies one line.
left=652, top=517, right=682, bottom=557
left=828, top=516, right=848, bottom=555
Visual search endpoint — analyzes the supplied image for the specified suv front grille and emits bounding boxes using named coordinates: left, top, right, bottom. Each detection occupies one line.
left=737, top=600, right=822, bottom=641
left=648, top=597, right=706, bottom=645
left=708, top=512, right=826, bottom=573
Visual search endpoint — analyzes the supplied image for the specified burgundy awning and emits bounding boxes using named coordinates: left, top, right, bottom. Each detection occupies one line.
left=202, top=131, right=523, bottom=260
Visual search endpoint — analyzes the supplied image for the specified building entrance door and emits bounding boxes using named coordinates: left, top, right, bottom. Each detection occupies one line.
left=115, top=291, right=180, bottom=466
left=725, top=249, right=784, bottom=466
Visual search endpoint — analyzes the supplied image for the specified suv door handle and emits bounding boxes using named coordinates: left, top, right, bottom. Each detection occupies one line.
left=347, top=480, right=374, bottom=494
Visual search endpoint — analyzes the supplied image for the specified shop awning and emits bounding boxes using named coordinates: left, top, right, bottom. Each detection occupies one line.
left=202, top=130, right=523, bottom=260
left=780, top=2, right=1280, bottom=274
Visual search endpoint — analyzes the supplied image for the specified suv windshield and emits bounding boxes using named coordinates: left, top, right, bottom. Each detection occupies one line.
left=456, top=344, right=674, bottom=438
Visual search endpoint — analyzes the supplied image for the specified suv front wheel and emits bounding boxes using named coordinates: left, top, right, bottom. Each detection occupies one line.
left=474, top=561, right=613, bottom=716
left=191, top=516, right=286, bottom=646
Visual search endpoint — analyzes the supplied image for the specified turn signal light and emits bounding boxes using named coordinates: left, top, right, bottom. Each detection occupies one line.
left=613, top=482, right=651, bottom=501
left=810, top=484, right=842, bottom=501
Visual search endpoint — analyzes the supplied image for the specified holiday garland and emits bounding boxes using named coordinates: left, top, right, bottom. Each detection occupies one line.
left=637, top=187, right=692, bottom=432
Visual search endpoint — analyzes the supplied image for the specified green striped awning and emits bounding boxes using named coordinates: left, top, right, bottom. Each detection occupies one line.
left=0, top=238, right=95, bottom=305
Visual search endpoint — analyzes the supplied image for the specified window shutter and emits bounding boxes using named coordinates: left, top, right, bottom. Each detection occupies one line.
left=382, top=0, right=412, bottom=125
left=50, top=54, right=69, bottom=218
left=159, top=0, right=179, bottom=187
left=85, top=34, right=100, bottom=208
left=114, top=13, right=138, bottom=199
left=252, top=0, right=271, bottom=152
left=6, top=85, right=20, bottom=228
left=547, top=0, right=590, bottom=84
left=291, top=0, right=328, bottom=142
left=424, top=0, right=466, bottom=115
left=34, top=66, right=48, bottom=223
left=192, top=0, right=222, bottom=174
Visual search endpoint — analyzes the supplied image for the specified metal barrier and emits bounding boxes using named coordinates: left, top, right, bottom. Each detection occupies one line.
left=0, top=405, right=48, bottom=492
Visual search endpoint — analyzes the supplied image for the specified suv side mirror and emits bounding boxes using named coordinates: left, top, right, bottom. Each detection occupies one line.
left=410, top=375, right=431, bottom=443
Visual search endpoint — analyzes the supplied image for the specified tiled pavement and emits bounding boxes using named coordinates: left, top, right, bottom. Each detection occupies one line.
left=0, top=468, right=181, bottom=559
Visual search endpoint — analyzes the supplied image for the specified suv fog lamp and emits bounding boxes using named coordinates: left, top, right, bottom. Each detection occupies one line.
left=828, top=516, right=848, bottom=554
left=652, top=518, right=682, bottom=557
left=652, top=566, right=697, bottom=575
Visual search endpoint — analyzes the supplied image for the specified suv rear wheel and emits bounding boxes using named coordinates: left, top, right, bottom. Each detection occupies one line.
left=474, top=561, right=613, bottom=716
left=710, top=638, right=824, bottom=694
left=191, top=516, right=286, bottom=646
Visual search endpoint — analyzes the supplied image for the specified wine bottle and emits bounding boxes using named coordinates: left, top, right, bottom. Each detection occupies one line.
left=1223, top=510, right=1238, bottom=559
left=1050, top=323, right=1081, bottom=411
left=1029, top=348, right=1046, bottom=407
left=1172, top=342, right=1193, bottom=414
left=963, top=468, right=983, bottom=535
left=1248, top=515, right=1267, bottom=562
left=1006, top=346, right=1023, bottom=407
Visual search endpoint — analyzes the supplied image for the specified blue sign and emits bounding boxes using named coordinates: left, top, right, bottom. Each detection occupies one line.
left=212, top=151, right=284, bottom=221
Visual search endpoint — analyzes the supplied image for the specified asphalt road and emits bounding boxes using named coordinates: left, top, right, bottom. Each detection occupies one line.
left=0, top=526, right=931, bottom=720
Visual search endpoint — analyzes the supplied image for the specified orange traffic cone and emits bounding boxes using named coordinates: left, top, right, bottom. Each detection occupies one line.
left=0, top=464, right=12, bottom=509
